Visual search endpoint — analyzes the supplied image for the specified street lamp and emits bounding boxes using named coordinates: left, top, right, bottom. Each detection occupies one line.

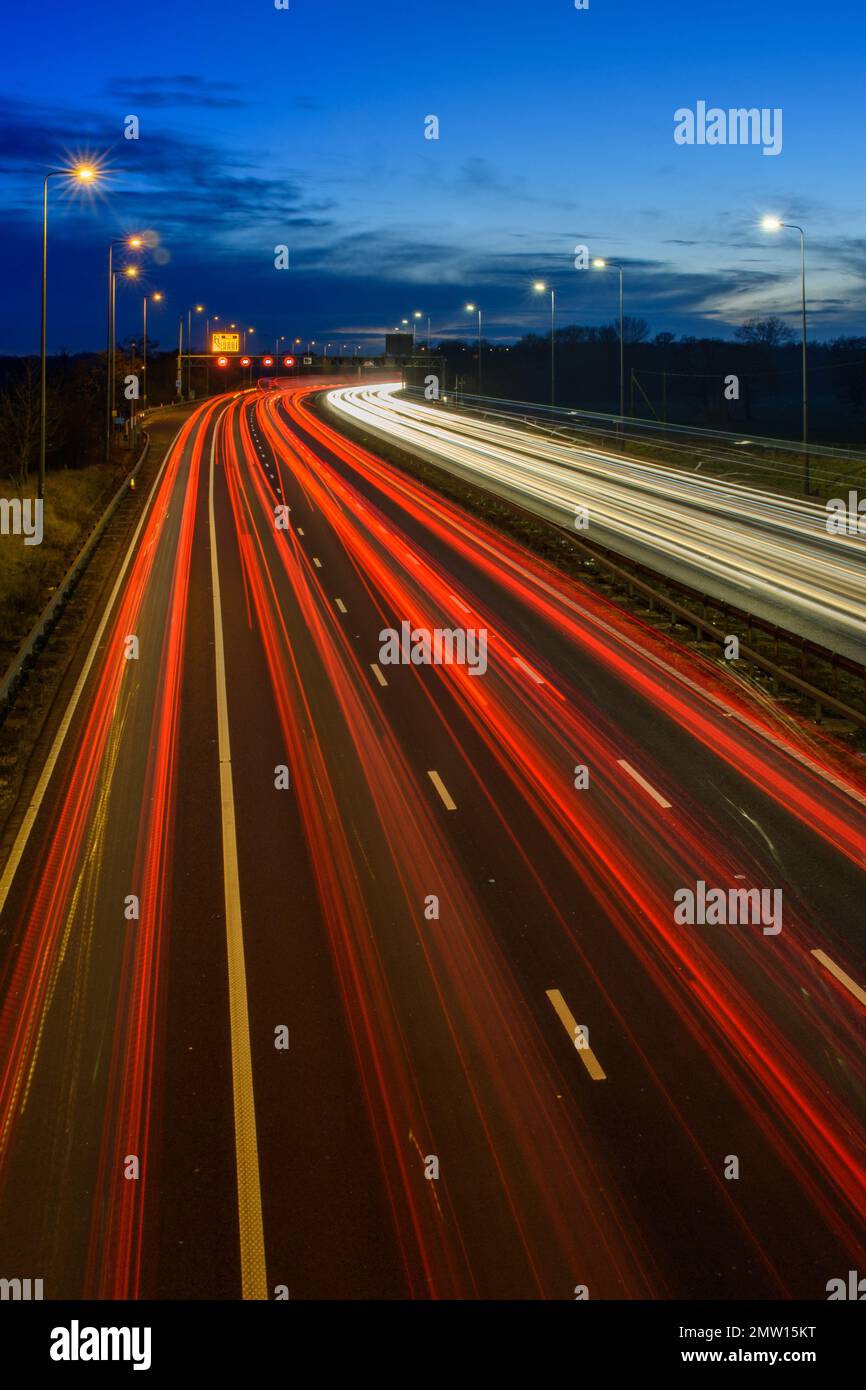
left=466, top=304, right=482, bottom=393
left=143, top=291, right=163, bottom=409
left=106, top=233, right=145, bottom=464
left=762, top=215, right=810, bottom=490
left=592, top=259, right=625, bottom=422
left=40, top=161, right=100, bottom=498
left=186, top=304, right=204, bottom=396
left=534, top=281, right=556, bottom=406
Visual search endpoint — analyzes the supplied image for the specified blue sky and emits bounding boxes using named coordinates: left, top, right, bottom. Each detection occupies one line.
left=2, top=0, right=864, bottom=353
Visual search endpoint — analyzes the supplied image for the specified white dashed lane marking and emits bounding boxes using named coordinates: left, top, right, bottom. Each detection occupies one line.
left=545, top=989, right=607, bottom=1081
left=616, top=759, right=672, bottom=809
left=427, top=770, right=456, bottom=811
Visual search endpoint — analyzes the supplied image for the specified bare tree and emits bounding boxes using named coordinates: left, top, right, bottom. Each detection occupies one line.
left=734, top=316, right=795, bottom=348
left=0, top=362, right=51, bottom=487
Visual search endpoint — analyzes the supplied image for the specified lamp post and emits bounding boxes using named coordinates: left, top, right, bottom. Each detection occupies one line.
left=39, top=162, right=99, bottom=497
left=762, top=215, right=810, bottom=491
left=534, top=281, right=556, bottom=406
left=205, top=315, right=218, bottom=397
left=106, top=236, right=144, bottom=463
left=118, top=265, right=140, bottom=444
left=143, top=292, right=163, bottom=409
left=466, top=304, right=482, bottom=393
left=592, top=259, right=625, bottom=421
left=186, top=304, right=204, bottom=397
left=413, top=310, right=424, bottom=351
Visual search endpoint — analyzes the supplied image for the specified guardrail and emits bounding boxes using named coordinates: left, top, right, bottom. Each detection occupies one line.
left=0, top=438, right=150, bottom=713
left=324, top=390, right=866, bottom=734
left=400, top=385, right=866, bottom=490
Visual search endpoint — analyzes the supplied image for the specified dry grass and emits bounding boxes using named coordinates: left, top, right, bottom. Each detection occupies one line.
left=0, top=466, right=124, bottom=670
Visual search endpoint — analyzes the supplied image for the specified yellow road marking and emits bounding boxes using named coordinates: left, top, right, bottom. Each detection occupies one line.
left=313, top=556, right=322, bottom=568
left=811, top=949, right=866, bottom=1009
left=427, top=770, right=456, bottom=811
left=545, top=989, right=607, bottom=1080
left=370, top=663, right=388, bottom=687
left=209, top=413, right=269, bottom=1300
left=335, top=598, right=347, bottom=613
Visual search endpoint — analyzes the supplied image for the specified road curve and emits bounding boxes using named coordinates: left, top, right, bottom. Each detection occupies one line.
left=0, top=381, right=864, bottom=1300
left=326, top=383, right=866, bottom=665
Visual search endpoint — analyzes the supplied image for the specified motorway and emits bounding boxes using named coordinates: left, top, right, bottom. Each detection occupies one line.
left=327, top=383, right=866, bottom=665
left=0, top=380, right=865, bottom=1299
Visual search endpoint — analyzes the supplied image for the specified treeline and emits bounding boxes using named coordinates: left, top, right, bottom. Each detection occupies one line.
left=429, top=317, right=866, bottom=443
left=0, top=348, right=182, bottom=485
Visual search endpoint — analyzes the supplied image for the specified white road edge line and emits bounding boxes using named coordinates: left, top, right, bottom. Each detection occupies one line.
left=616, top=759, right=672, bottom=809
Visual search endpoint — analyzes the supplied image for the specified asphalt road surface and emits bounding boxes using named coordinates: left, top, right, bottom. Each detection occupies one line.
left=327, top=383, right=866, bottom=665
left=0, top=381, right=864, bottom=1300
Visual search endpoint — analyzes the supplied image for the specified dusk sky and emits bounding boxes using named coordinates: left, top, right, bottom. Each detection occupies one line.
left=2, top=0, right=864, bottom=354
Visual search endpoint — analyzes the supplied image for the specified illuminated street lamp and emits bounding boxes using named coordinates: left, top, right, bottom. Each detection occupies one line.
left=762, top=214, right=810, bottom=490
left=534, top=281, right=556, bottom=406
left=143, top=291, right=163, bottom=409
left=106, top=233, right=145, bottom=464
left=465, top=304, right=482, bottom=392
left=40, top=161, right=100, bottom=498
left=185, top=303, right=204, bottom=396
left=592, top=259, right=625, bottom=422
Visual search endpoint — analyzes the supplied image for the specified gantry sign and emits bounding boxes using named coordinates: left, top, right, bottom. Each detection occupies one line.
left=211, top=331, right=241, bottom=353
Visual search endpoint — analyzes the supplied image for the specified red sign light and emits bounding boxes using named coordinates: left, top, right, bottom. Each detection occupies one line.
left=216, top=356, right=229, bottom=367
left=262, top=356, right=274, bottom=367
left=241, top=356, right=251, bottom=367
left=283, top=355, right=296, bottom=367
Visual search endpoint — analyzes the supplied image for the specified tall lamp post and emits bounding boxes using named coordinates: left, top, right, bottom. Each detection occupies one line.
left=534, top=281, right=556, bottom=406
left=592, top=259, right=625, bottom=422
left=118, top=265, right=140, bottom=444
left=106, top=234, right=144, bottom=463
left=465, top=304, right=483, bottom=393
left=143, top=291, right=163, bottom=409
left=762, top=215, right=810, bottom=491
left=40, top=162, right=99, bottom=497
left=205, top=315, right=218, bottom=397
left=186, top=304, right=204, bottom=397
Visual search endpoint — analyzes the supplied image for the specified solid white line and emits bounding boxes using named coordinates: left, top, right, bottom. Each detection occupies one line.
left=209, top=409, right=268, bottom=1300
left=811, top=949, right=866, bottom=1009
left=427, top=770, right=457, bottom=811
left=370, top=663, right=388, bottom=687
left=335, top=598, right=347, bottom=613
left=0, top=418, right=189, bottom=915
left=616, top=759, right=672, bottom=809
